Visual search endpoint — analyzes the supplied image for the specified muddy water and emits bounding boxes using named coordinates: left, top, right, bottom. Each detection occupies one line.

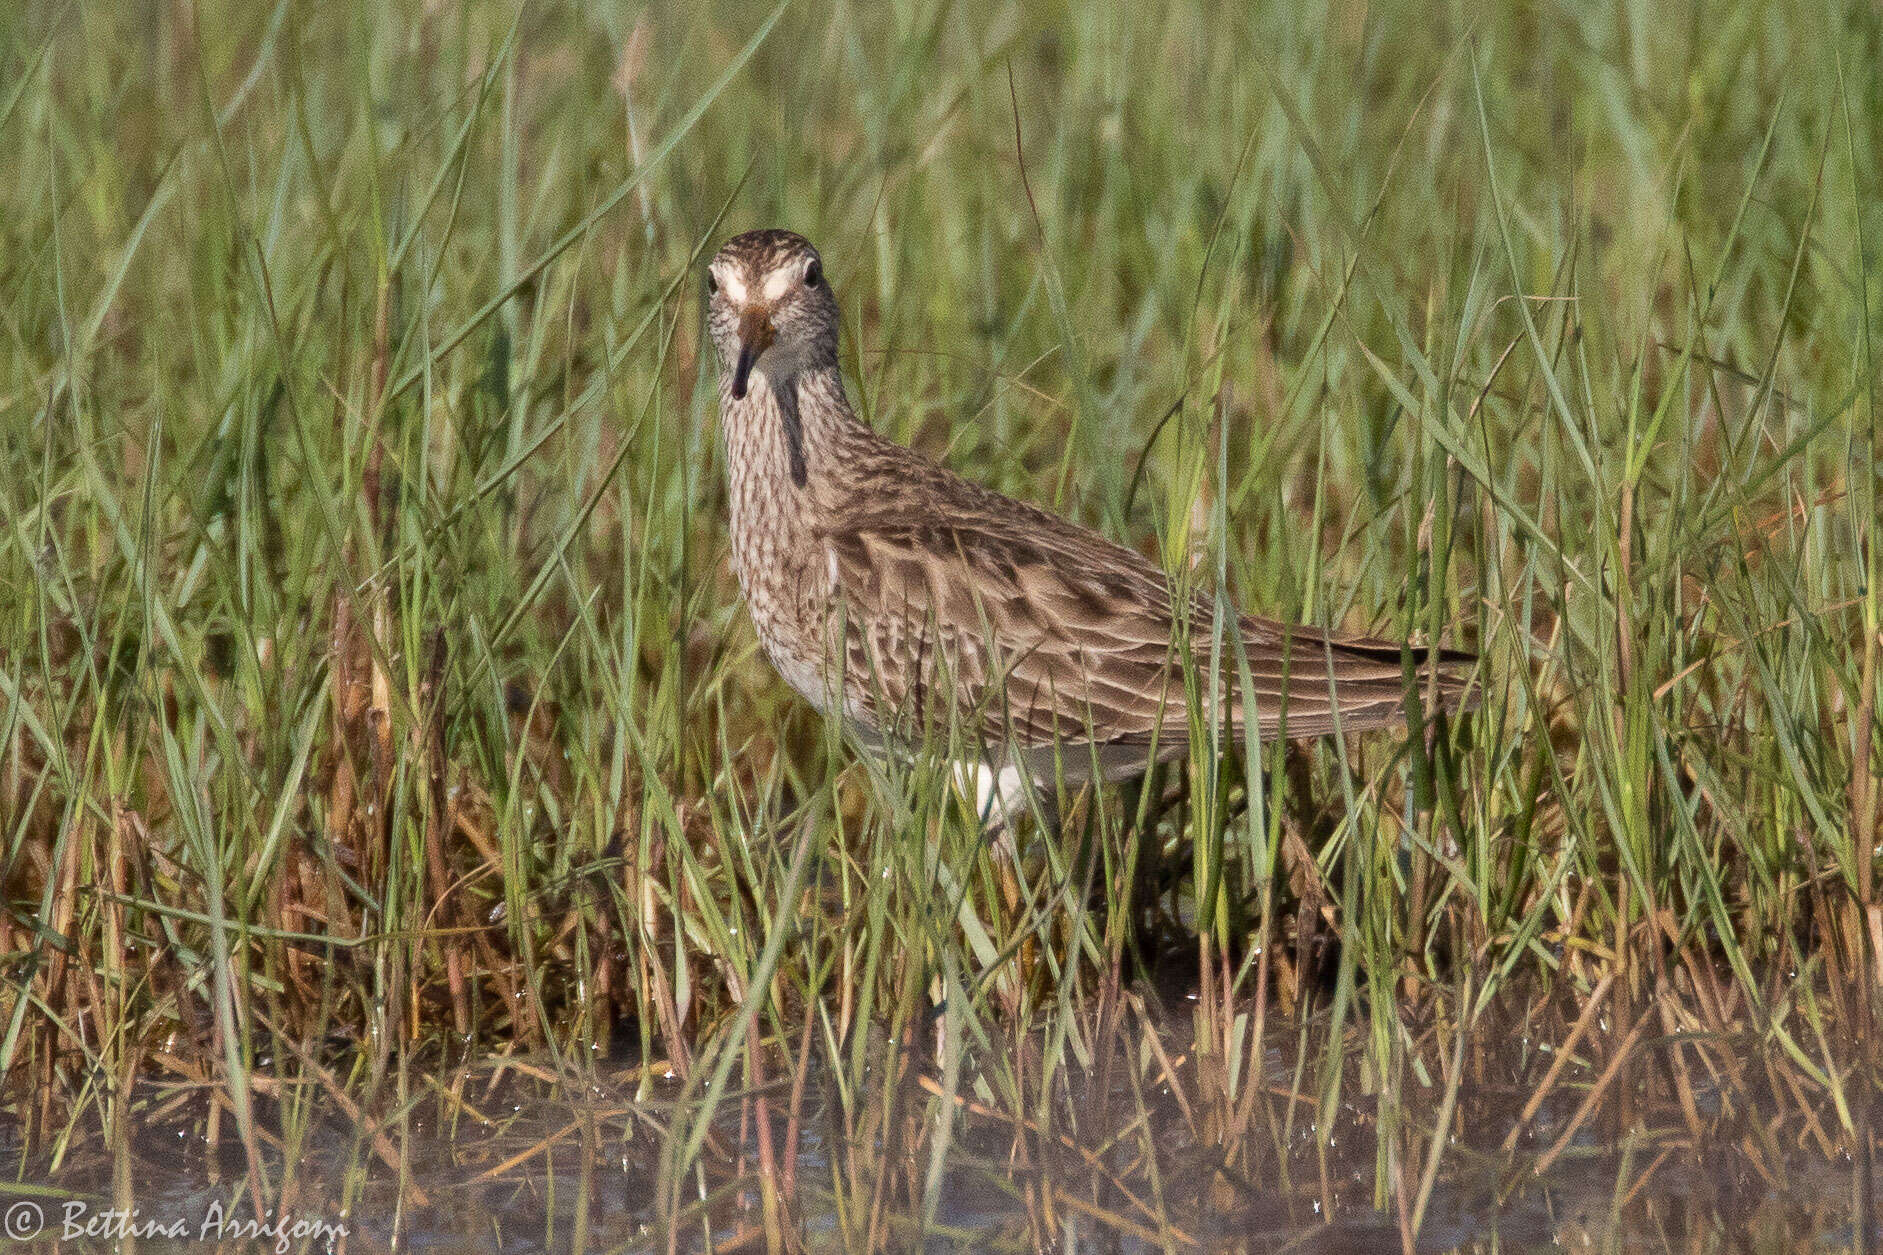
left=6, top=1070, right=1870, bottom=1254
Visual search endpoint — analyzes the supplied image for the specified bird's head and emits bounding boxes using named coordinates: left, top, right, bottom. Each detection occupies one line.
left=706, top=229, right=838, bottom=400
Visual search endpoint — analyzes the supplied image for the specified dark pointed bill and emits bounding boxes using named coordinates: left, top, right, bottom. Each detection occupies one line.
left=731, top=344, right=758, bottom=399
left=732, top=307, right=774, bottom=400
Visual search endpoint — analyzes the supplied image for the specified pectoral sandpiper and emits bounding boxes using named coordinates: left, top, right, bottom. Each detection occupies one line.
left=707, top=228, right=1474, bottom=825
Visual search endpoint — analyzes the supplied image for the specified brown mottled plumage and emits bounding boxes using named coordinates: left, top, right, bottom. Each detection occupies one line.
left=707, top=228, right=1474, bottom=817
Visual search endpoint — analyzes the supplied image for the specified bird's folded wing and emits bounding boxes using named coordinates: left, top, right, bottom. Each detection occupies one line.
left=819, top=507, right=1464, bottom=751
left=819, top=513, right=1187, bottom=750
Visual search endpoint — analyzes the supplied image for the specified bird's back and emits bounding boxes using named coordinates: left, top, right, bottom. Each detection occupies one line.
left=815, top=432, right=1474, bottom=769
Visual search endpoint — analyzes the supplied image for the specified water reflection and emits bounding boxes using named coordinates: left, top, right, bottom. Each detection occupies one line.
left=7, top=1059, right=1872, bottom=1254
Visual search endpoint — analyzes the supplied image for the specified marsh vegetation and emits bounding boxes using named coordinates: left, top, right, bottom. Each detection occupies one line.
left=1, top=0, right=1879, bottom=1249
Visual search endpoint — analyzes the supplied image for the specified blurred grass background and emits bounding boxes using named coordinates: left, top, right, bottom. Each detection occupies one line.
left=1, top=0, right=1880, bottom=1240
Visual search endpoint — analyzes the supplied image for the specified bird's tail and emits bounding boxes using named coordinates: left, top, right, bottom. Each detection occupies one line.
left=1222, top=618, right=1476, bottom=740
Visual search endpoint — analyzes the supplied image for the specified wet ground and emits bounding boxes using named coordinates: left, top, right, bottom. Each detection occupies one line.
left=6, top=1061, right=1873, bottom=1254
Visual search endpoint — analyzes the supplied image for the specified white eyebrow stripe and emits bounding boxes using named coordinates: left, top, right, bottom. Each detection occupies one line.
left=761, top=268, right=796, bottom=301
left=716, top=268, right=747, bottom=302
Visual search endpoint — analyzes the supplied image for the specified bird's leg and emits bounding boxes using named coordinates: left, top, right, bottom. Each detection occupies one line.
left=951, top=760, right=1060, bottom=977
left=953, top=760, right=1059, bottom=859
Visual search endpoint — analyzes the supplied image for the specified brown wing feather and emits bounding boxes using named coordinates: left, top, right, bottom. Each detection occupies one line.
left=823, top=512, right=1186, bottom=750
left=821, top=450, right=1473, bottom=756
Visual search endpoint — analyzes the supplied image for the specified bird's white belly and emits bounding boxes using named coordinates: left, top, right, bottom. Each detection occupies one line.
left=760, top=635, right=835, bottom=714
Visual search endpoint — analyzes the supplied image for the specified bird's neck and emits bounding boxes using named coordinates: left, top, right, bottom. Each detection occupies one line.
left=721, top=363, right=867, bottom=542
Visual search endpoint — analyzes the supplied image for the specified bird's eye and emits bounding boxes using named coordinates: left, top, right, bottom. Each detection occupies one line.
left=706, top=271, right=719, bottom=296
left=803, top=258, right=822, bottom=287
